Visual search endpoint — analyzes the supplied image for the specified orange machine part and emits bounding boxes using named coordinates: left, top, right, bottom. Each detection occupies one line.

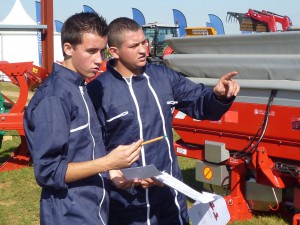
left=0, top=62, right=47, bottom=171
left=173, top=102, right=300, bottom=162
left=173, top=100, right=300, bottom=222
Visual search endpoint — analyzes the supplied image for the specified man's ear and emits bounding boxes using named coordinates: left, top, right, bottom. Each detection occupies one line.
left=63, top=43, right=73, bottom=56
left=109, top=47, right=119, bottom=59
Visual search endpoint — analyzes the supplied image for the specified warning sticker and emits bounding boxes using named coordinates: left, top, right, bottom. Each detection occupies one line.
left=292, top=117, right=300, bottom=130
left=176, top=147, right=187, bottom=155
left=203, top=166, right=213, bottom=180
left=32, top=67, right=38, bottom=74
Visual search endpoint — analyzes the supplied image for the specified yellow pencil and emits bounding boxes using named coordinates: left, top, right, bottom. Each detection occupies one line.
left=141, top=136, right=166, bottom=146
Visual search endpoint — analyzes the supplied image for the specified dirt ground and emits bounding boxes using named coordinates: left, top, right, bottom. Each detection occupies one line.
left=1, top=85, right=34, bottom=106
left=1, top=90, right=34, bottom=99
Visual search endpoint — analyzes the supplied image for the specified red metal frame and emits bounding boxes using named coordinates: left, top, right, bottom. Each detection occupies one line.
left=294, top=188, right=300, bottom=224
left=41, top=0, right=54, bottom=74
left=294, top=214, right=300, bottom=225
left=0, top=62, right=32, bottom=171
left=224, top=158, right=252, bottom=222
left=0, top=62, right=48, bottom=171
left=173, top=100, right=300, bottom=223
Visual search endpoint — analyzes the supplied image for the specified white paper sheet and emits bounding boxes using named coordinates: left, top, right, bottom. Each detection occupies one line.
left=188, top=194, right=230, bottom=225
left=121, top=164, right=214, bottom=203
left=121, top=164, right=161, bottom=180
left=155, top=172, right=214, bottom=203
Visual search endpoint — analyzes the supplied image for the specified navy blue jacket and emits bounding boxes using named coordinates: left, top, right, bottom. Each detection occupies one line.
left=88, top=60, right=234, bottom=225
left=24, top=63, right=109, bottom=225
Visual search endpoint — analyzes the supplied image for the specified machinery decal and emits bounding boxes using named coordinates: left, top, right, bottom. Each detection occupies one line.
left=203, top=166, right=213, bottom=180
left=176, top=147, right=187, bottom=155
left=224, top=110, right=238, bottom=124
left=292, top=117, right=300, bottom=130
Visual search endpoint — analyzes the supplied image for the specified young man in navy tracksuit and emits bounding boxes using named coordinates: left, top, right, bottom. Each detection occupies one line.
left=24, top=13, right=142, bottom=225
left=88, top=17, right=240, bottom=225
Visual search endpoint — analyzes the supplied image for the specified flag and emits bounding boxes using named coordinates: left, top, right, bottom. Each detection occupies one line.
left=54, top=20, right=63, bottom=33
left=172, top=9, right=187, bottom=36
left=83, top=5, right=96, bottom=13
left=132, top=8, right=146, bottom=26
left=208, top=14, right=225, bottom=35
left=206, top=22, right=213, bottom=27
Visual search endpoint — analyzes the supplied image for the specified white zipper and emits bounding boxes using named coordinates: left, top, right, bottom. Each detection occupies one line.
left=144, top=73, right=183, bottom=225
left=79, top=86, right=95, bottom=150
left=125, top=78, right=144, bottom=163
left=79, top=86, right=106, bottom=225
left=124, top=77, right=151, bottom=225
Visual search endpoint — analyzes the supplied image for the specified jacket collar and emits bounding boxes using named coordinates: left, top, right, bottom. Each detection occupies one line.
left=106, top=59, right=146, bottom=81
left=52, top=62, right=85, bottom=86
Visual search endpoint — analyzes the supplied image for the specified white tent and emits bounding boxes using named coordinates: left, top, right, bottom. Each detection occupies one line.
left=0, top=0, right=37, bottom=25
left=0, top=0, right=62, bottom=81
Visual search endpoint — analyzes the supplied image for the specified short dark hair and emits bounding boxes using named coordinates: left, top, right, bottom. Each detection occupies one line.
left=108, top=17, right=141, bottom=48
left=61, top=12, right=108, bottom=56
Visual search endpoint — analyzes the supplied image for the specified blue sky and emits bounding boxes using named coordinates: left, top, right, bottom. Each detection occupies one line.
left=1, top=0, right=300, bottom=34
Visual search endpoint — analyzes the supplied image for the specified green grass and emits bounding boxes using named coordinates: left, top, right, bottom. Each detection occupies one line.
left=0, top=131, right=40, bottom=225
left=0, top=168, right=40, bottom=225
left=0, top=131, right=19, bottom=162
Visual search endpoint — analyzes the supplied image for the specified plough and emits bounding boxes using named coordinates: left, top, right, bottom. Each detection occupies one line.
left=0, top=0, right=53, bottom=172
left=0, top=61, right=47, bottom=171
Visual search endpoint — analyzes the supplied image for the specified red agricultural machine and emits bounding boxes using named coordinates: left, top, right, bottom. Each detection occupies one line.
left=227, top=8, right=299, bottom=32
left=164, top=31, right=300, bottom=224
left=0, top=62, right=48, bottom=171
left=0, top=0, right=53, bottom=171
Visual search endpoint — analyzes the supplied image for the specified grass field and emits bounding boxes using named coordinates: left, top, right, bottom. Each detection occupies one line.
left=0, top=82, right=293, bottom=224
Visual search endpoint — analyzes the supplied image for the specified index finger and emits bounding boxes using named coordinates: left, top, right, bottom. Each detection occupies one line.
left=132, top=139, right=143, bottom=147
left=222, top=71, right=238, bottom=80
